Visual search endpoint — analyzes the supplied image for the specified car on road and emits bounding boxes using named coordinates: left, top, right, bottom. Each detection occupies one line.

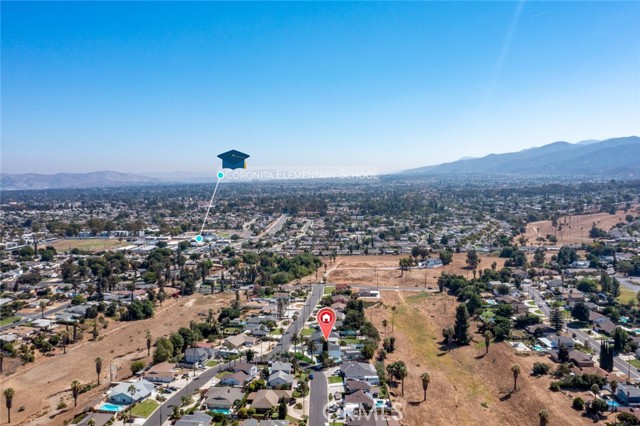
left=309, top=374, right=314, bottom=380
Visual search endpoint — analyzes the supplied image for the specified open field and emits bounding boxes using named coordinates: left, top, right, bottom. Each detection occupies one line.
left=322, top=253, right=505, bottom=289
left=49, top=238, right=129, bottom=252
left=0, top=292, right=232, bottom=426
left=368, top=291, right=597, bottom=426
left=618, top=287, right=638, bottom=305
left=525, top=206, right=639, bottom=246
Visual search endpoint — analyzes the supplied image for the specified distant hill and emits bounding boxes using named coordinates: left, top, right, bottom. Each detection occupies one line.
left=402, top=136, right=640, bottom=177
left=0, top=171, right=160, bottom=190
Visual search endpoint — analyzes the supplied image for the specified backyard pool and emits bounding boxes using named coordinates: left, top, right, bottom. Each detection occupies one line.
left=211, top=408, right=231, bottom=415
left=532, top=345, right=545, bottom=352
left=607, top=400, right=620, bottom=409
left=375, top=400, right=386, bottom=408
left=97, top=402, right=126, bottom=412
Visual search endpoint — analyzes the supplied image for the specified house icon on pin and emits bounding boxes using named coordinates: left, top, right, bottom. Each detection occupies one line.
left=321, top=313, right=332, bottom=323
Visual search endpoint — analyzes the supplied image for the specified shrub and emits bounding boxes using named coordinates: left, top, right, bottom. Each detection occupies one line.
left=572, top=397, right=584, bottom=410
left=532, top=362, right=550, bottom=376
left=549, top=382, right=561, bottom=392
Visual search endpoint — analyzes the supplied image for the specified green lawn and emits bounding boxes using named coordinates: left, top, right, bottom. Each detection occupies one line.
left=340, top=338, right=359, bottom=345
left=629, top=359, right=640, bottom=369
left=206, top=360, right=219, bottom=367
left=130, top=400, right=159, bottom=418
left=324, top=286, right=335, bottom=295
left=293, top=352, right=313, bottom=363
left=328, top=376, right=343, bottom=384
left=618, top=288, right=638, bottom=305
left=0, top=316, right=20, bottom=326
left=301, top=328, right=314, bottom=336
left=271, top=329, right=282, bottom=336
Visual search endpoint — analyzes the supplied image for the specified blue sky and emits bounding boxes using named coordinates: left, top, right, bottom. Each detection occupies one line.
left=2, top=1, right=639, bottom=174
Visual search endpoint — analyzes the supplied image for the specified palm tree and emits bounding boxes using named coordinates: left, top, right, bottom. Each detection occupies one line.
left=95, top=357, right=103, bottom=386
left=396, top=363, right=408, bottom=395
left=484, top=330, right=492, bottom=355
left=304, top=338, right=317, bottom=356
left=382, top=319, right=388, bottom=335
left=39, top=301, right=47, bottom=318
left=4, top=388, right=15, bottom=423
left=511, top=364, right=521, bottom=391
left=70, top=379, right=81, bottom=407
left=291, top=332, right=300, bottom=352
left=61, top=330, right=69, bottom=354
left=610, top=379, right=618, bottom=400
left=128, top=384, right=137, bottom=404
left=421, top=372, right=431, bottom=401
left=391, top=306, right=397, bottom=334
left=145, top=331, right=152, bottom=357
left=538, top=409, right=550, bottom=426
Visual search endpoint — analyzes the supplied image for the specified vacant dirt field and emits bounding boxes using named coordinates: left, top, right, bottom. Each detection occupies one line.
left=49, top=238, right=129, bottom=253
left=0, top=292, right=232, bottom=426
left=367, top=291, right=604, bottom=426
left=320, top=253, right=505, bottom=289
left=525, top=206, right=639, bottom=245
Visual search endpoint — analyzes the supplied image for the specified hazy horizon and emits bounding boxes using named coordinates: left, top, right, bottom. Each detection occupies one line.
left=2, top=2, right=639, bottom=174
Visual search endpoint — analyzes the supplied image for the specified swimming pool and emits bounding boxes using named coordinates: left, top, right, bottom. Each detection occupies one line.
left=375, top=400, right=386, bottom=408
left=607, top=400, right=620, bottom=408
left=211, top=408, right=230, bottom=414
left=532, top=345, right=545, bottom=352
left=97, top=402, right=126, bottom=412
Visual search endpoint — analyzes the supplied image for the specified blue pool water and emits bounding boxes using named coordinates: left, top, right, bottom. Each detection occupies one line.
left=211, top=408, right=230, bottom=414
left=98, top=402, right=126, bottom=412
left=620, top=317, right=629, bottom=324
left=376, top=400, right=385, bottom=408
left=532, top=345, right=545, bottom=352
left=607, top=400, right=620, bottom=408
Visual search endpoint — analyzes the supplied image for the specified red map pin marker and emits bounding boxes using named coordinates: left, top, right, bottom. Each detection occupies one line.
left=316, top=307, right=337, bottom=341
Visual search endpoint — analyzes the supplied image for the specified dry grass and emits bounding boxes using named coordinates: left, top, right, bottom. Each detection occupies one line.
left=368, top=291, right=597, bottom=426
left=525, top=206, right=639, bottom=245
left=322, top=253, right=505, bottom=289
left=49, top=238, right=129, bottom=252
left=0, top=292, right=232, bottom=426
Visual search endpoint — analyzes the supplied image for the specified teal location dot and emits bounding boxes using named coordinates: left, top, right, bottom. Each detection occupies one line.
left=195, top=235, right=203, bottom=243
left=217, top=171, right=224, bottom=179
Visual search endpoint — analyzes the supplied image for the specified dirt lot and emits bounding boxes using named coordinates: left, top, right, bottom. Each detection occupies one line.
left=525, top=206, right=639, bottom=245
left=367, top=291, right=605, bottom=426
left=320, top=254, right=505, bottom=289
left=0, top=292, right=232, bottom=426
left=49, top=238, right=129, bottom=253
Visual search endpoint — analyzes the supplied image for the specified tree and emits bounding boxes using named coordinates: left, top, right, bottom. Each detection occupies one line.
left=246, top=349, right=255, bottom=363
left=71, top=379, right=82, bottom=407
left=466, top=250, right=480, bottom=270
left=610, top=278, right=621, bottom=299
left=484, top=330, right=492, bottom=355
left=571, top=301, right=590, bottom=322
left=395, top=361, right=408, bottom=395
left=382, top=319, right=388, bottom=335
left=131, top=360, right=145, bottom=376
left=154, top=337, right=174, bottom=363
left=538, top=409, right=550, bottom=426
left=421, top=371, right=431, bottom=401
left=610, top=379, right=619, bottom=400
left=550, top=306, right=563, bottom=333
left=127, top=384, right=137, bottom=402
left=4, top=388, right=15, bottom=424
left=532, top=248, right=546, bottom=267
left=95, top=357, right=103, bottom=385
left=39, top=301, right=47, bottom=319
left=442, top=326, right=454, bottom=351
left=511, top=364, right=520, bottom=391
left=614, top=327, right=628, bottom=353
left=439, top=250, right=453, bottom=266
left=391, top=306, right=397, bottom=334
left=278, top=397, right=287, bottom=420
left=145, top=331, right=152, bottom=357
left=61, top=330, right=69, bottom=354
left=454, top=304, right=470, bottom=345
left=304, top=338, right=317, bottom=356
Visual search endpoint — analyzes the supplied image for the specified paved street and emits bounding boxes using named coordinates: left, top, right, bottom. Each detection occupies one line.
left=309, top=370, right=328, bottom=426
left=144, top=283, right=324, bottom=426
left=527, top=285, right=640, bottom=381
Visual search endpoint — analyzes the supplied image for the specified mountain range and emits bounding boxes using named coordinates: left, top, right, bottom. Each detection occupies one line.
left=2, top=136, right=639, bottom=189
left=0, top=171, right=159, bottom=190
left=402, top=136, right=640, bottom=177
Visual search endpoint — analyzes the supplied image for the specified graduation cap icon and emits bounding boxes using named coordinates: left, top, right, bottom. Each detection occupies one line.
left=217, top=150, right=250, bottom=170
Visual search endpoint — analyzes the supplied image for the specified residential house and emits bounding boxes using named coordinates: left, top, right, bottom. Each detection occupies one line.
left=184, top=348, right=214, bottom=364
left=204, top=386, right=245, bottom=410
left=108, top=380, right=155, bottom=404
left=617, top=384, right=640, bottom=406
left=595, top=319, right=617, bottom=336
left=220, top=371, right=250, bottom=387
left=175, top=412, right=214, bottom=426
left=234, top=362, right=258, bottom=377
left=144, top=362, right=178, bottom=383
left=268, top=371, right=294, bottom=388
left=341, top=362, right=379, bottom=385
left=224, top=333, right=256, bottom=349
left=271, top=361, right=292, bottom=375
